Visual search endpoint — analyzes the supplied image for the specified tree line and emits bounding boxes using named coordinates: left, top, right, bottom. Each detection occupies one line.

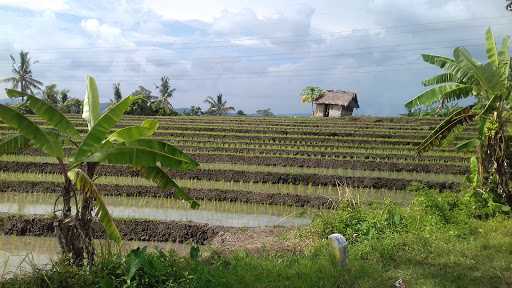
left=1, top=51, right=274, bottom=117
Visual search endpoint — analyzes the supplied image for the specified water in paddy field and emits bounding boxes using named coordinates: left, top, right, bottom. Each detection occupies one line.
left=0, top=236, right=191, bottom=277
left=0, top=193, right=313, bottom=228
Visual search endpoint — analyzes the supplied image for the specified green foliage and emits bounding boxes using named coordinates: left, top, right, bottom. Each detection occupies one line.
left=42, top=84, right=60, bottom=106
left=83, top=75, right=101, bottom=129
left=0, top=50, right=43, bottom=97
left=185, top=106, right=203, bottom=116
left=405, top=28, right=512, bottom=205
left=0, top=76, right=199, bottom=265
left=236, top=110, right=245, bottom=116
left=68, top=168, right=122, bottom=243
left=113, top=82, right=122, bottom=103
left=256, top=108, right=274, bottom=117
left=61, top=98, right=83, bottom=114
left=300, top=86, right=323, bottom=104
left=204, top=94, right=235, bottom=116
left=4, top=187, right=512, bottom=288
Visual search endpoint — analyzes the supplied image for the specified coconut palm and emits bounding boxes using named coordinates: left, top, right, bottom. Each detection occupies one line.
left=0, top=75, right=198, bottom=267
left=300, top=86, right=323, bottom=115
left=154, top=75, right=176, bottom=115
left=204, top=94, right=235, bottom=116
left=405, top=28, right=511, bottom=205
left=1, top=51, right=43, bottom=101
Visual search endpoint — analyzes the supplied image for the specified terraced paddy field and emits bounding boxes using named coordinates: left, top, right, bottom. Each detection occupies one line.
left=0, top=115, right=470, bottom=274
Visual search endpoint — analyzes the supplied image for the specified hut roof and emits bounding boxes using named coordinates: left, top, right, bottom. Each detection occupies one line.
left=314, top=90, right=359, bottom=108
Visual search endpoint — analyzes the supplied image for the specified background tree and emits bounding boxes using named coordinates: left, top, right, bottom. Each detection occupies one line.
left=185, top=105, right=203, bottom=116
left=236, top=110, right=246, bottom=116
left=61, top=98, right=83, bottom=114
left=405, top=28, right=512, bottom=206
left=256, top=108, right=274, bottom=117
left=154, top=75, right=176, bottom=115
left=1, top=50, right=43, bottom=101
left=507, top=0, right=512, bottom=11
left=113, top=82, right=122, bottom=103
left=42, top=84, right=60, bottom=106
left=59, top=89, right=70, bottom=104
left=300, top=86, right=323, bottom=115
left=204, top=94, right=235, bottom=116
left=127, top=86, right=156, bottom=115
left=1, top=76, right=198, bottom=267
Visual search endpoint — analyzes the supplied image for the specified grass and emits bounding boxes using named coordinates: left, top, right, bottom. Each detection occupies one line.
left=2, top=187, right=511, bottom=288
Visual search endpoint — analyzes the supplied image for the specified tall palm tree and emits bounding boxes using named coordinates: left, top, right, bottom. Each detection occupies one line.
left=155, top=75, right=176, bottom=114
left=405, top=28, right=512, bottom=205
left=204, top=94, right=235, bottom=116
left=1, top=51, right=43, bottom=101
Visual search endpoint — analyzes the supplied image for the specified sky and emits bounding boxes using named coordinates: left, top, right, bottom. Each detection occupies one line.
left=0, top=0, right=510, bottom=116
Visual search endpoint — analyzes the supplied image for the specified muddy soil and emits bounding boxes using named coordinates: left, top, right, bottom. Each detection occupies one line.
left=0, top=215, right=221, bottom=244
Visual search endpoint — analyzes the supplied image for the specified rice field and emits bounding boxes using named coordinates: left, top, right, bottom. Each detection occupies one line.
left=0, top=115, right=468, bottom=274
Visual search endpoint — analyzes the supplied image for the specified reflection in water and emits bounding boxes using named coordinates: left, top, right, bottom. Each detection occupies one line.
left=0, top=235, right=190, bottom=277
left=0, top=193, right=312, bottom=227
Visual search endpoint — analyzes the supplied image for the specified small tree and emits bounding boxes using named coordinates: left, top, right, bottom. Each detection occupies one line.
left=61, top=98, right=83, bottom=114
left=1, top=76, right=198, bottom=267
left=60, top=89, right=70, bottom=105
left=236, top=110, right=246, bottom=116
left=186, top=105, right=203, bottom=116
left=300, top=86, right=323, bottom=116
left=127, top=86, right=156, bottom=115
left=113, top=82, right=122, bottom=103
left=256, top=108, right=274, bottom=117
left=405, top=28, right=512, bottom=205
left=42, top=84, right=60, bottom=106
left=204, top=94, right=235, bottom=116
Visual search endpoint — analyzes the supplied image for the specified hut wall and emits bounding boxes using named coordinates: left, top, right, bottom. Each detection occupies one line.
left=314, top=104, right=325, bottom=117
left=328, top=105, right=342, bottom=117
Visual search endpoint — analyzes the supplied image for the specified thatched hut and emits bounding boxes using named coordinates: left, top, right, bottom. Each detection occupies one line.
left=313, top=90, right=359, bottom=117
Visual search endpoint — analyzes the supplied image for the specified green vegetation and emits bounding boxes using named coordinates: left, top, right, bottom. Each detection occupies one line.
left=0, top=76, right=198, bottom=266
left=204, top=94, right=235, bottom=116
left=2, top=187, right=511, bottom=288
left=405, top=28, right=512, bottom=206
left=0, top=51, right=42, bottom=98
left=300, top=86, right=323, bottom=115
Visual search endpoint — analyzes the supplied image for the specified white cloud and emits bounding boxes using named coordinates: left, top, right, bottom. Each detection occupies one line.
left=1, top=0, right=510, bottom=115
left=0, top=0, right=68, bottom=11
left=80, top=18, right=133, bottom=46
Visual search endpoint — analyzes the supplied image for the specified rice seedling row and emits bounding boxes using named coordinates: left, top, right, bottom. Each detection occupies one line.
left=0, top=159, right=461, bottom=190
left=15, top=146, right=467, bottom=174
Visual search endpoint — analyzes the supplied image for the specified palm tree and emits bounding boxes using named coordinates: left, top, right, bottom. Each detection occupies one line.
left=405, top=28, right=512, bottom=205
left=300, top=86, right=323, bottom=115
left=1, top=76, right=198, bottom=267
left=1, top=51, right=43, bottom=101
left=155, top=75, right=176, bottom=115
left=204, top=94, right=235, bottom=116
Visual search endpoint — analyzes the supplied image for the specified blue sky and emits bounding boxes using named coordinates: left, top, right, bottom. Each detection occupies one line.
left=0, top=0, right=510, bottom=115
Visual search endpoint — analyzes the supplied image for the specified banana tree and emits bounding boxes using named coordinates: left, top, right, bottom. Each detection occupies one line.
left=405, top=28, right=512, bottom=205
left=0, top=75, right=199, bottom=267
